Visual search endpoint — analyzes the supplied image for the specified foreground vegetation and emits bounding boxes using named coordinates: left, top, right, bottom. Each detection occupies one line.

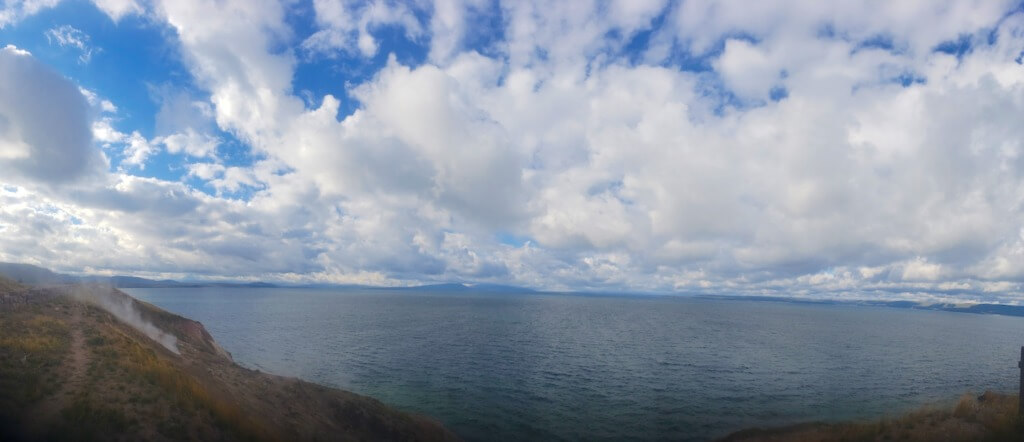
left=0, top=300, right=69, bottom=437
left=0, top=276, right=458, bottom=441
left=722, top=391, right=1023, bottom=441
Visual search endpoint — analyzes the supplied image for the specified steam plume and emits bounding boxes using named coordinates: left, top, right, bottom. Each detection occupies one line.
left=70, top=284, right=180, bottom=355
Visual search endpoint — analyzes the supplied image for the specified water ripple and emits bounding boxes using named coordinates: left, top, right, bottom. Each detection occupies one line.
left=127, top=288, right=1024, bottom=442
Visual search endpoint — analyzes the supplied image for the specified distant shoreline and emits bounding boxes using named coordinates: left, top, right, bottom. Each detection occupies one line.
left=694, top=294, right=1024, bottom=318
left=7, top=261, right=1024, bottom=320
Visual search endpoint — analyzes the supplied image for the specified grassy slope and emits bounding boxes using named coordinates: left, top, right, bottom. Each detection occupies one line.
left=0, top=276, right=22, bottom=293
left=0, top=293, right=69, bottom=440
left=0, top=279, right=458, bottom=442
left=720, top=392, right=1023, bottom=441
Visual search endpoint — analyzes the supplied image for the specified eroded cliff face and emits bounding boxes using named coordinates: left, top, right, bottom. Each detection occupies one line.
left=0, top=278, right=459, bottom=442
left=171, top=316, right=234, bottom=362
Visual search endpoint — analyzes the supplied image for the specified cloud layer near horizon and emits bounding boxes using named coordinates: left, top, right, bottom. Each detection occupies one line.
left=1, top=0, right=1024, bottom=302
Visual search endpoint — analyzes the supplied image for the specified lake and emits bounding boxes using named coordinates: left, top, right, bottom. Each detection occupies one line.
left=125, top=288, right=1024, bottom=441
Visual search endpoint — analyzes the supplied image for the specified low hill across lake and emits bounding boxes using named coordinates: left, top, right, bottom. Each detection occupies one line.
left=0, top=276, right=459, bottom=441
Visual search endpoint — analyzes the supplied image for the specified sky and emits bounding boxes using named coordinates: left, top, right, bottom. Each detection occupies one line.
left=0, top=0, right=1023, bottom=302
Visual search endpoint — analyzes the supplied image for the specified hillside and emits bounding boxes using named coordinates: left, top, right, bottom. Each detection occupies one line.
left=720, top=391, right=1023, bottom=441
left=0, top=276, right=459, bottom=441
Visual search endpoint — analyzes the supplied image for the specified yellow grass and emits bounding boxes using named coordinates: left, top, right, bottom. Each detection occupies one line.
left=104, top=326, right=279, bottom=441
left=724, top=391, right=1024, bottom=441
left=0, top=307, right=70, bottom=425
left=0, top=315, right=69, bottom=354
left=0, top=275, right=23, bottom=293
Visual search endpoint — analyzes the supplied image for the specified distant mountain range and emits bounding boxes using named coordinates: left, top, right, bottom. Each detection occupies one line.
left=699, top=294, right=1024, bottom=318
left=3, top=262, right=1023, bottom=317
left=0, top=262, right=80, bottom=285
left=0, top=262, right=533, bottom=292
left=0, top=262, right=278, bottom=288
left=367, top=282, right=534, bottom=293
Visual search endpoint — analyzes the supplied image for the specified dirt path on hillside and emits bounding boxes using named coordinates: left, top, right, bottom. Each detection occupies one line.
left=23, top=304, right=90, bottom=438
left=61, top=305, right=90, bottom=396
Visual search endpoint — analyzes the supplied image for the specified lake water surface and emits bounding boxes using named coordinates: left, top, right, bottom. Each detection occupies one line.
left=125, top=288, right=1024, bottom=441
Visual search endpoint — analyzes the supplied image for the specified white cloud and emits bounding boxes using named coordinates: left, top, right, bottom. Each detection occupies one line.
left=0, top=45, right=104, bottom=184
left=901, top=258, right=945, bottom=281
left=186, top=162, right=261, bottom=194
left=302, top=0, right=425, bottom=58
left=89, top=119, right=158, bottom=169
left=0, top=0, right=61, bottom=28
left=128, top=1, right=1024, bottom=297
left=80, top=88, right=117, bottom=113
left=154, top=0, right=301, bottom=149
left=121, top=132, right=158, bottom=169
left=91, top=0, right=142, bottom=21
left=714, top=38, right=781, bottom=101
left=669, top=0, right=1016, bottom=56
left=46, top=25, right=95, bottom=63
left=91, top=119, right=124, bottom=145
left=3, top=1, right=1024, bottom=301
left=156, top=129, right=219, bottom=158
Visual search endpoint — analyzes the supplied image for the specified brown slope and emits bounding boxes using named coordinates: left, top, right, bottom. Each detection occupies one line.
left=718, top=392, right=1023, bottom=442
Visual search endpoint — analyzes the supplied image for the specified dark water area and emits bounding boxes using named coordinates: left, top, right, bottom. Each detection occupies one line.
left=125, top=288, right=1024, bottom=441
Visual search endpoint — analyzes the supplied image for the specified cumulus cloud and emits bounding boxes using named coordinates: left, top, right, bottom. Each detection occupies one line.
left=157, top=129, right=219, bottom=158
left=0, top=0, right=60, bottom=28
left=302, top=0, right=425, bottom=58
left=89, top=119, right=158, bottom=170
left=186, top=162, right=261, bottom=194
left=91, top=86, right=223, bottom=168
left=157, top=0, right=1024, bottom=298
left=91, top=0, right=142, bottom=21
left=121, top=132, right=159, bottom=169
left=1, top=1, right=1024, bottom=302
left=0, top=45, right=104, bottom=184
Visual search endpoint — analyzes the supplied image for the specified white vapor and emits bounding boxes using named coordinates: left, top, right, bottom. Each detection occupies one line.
left=71, top=285, right=180, bottom=355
